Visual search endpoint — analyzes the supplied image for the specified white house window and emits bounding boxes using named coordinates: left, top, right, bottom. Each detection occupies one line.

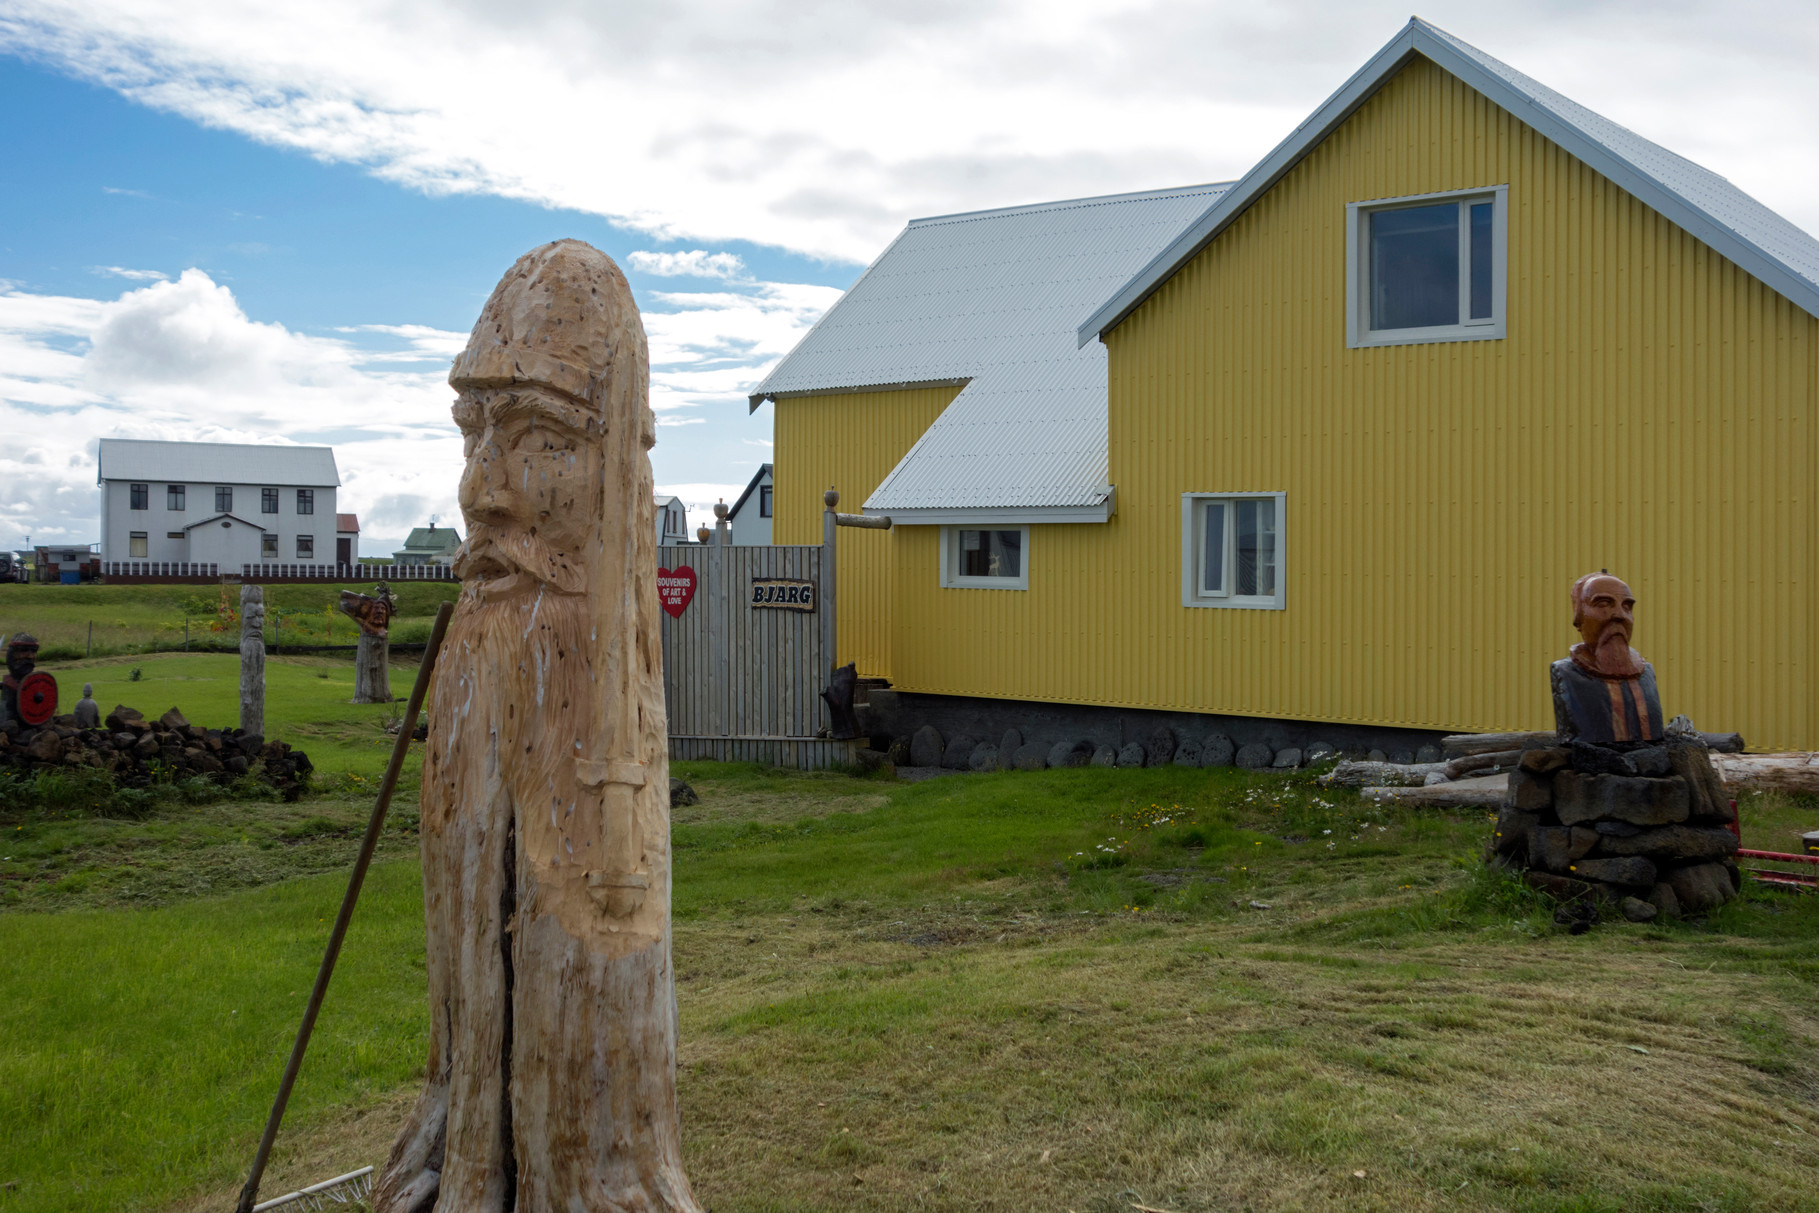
left=296, top=534, right=314, bottom=559
left=262, top=488, right=279, bottom=514
left=216, top=486, right=233, bottom=513
left=166, top=531, right=184, bottom=540
left=1181, top=493, right=1284, bottom=610
left=1347, top=186, right=1506, bottom=348
left=129, top=484, right=148, bottom=510
left=167, top=485, right=185, bottom=510
left=262, top=533, right=279, bottom=558
left=296, top=489, right=314, bottom=515
left=940, top=526, right=1028, bottom=590
left=759, top=485, right=773, bottom=518
left=129, top=532, right=148, bottom=558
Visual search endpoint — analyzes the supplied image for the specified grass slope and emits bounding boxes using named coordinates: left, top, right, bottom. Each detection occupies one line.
left=0, top=764, right=1814, bottom=1213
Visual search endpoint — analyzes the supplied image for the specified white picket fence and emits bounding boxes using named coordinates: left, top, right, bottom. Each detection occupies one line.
left=102, top=561, right=456, bottom=582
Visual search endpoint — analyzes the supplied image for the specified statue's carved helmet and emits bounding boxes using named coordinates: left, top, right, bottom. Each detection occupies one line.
left=448, top=239, right=650, bottom=443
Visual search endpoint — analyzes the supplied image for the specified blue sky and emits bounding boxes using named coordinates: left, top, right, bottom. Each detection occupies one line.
left=3, top=0, right=1815, bottom=555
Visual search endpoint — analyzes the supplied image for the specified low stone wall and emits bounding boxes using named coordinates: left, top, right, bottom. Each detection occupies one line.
left=1488, top=737, right=1741, bottom=923
left=0, top=704, right=314, bottom=799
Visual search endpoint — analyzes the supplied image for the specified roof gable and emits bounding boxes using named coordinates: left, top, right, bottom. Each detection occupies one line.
left=1080, top=18, right=1819, bottom=344
left=399, top=526, right=461, bottom=552
left=726, top=463, right=772, bottom=519
left=97, top=438, right=340, bottom=487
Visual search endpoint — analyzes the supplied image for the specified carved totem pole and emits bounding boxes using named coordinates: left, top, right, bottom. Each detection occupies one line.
left=240, top=585, right=265, bottom=738
left=375, top=241, right=701, bottom=1213
left=339, top=582, right=398, bottom=704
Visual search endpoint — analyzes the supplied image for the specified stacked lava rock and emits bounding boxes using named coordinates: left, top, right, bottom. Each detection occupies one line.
left=1488, top=571, right=1740, bottom=923
left=0, top=704, right=312, bottom=799
left=1491, top=732, right=1739, bottom=920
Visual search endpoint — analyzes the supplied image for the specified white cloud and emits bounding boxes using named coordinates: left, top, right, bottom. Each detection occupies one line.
left=90, top=266, right=168, bottom=280
left=627, top=250, right=747, bottom=279
left=6, top=1, right=1815, bottom=262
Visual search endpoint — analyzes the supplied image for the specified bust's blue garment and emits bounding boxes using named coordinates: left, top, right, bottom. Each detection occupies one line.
left=1551, top=657, right=1663, bottom=743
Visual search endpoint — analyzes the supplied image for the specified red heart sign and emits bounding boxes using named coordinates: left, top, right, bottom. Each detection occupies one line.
left=657, top=566, right=697, bottom=617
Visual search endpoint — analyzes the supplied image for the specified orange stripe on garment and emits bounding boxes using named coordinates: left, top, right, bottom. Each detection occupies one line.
left=1628, top=679, right=1653, bottom=740
left=1606, top=680, right=1631, bottom=741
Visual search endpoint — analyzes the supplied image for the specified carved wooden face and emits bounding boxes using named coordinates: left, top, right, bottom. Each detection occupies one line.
left=1574, top=574, right=1635, bottom=652
left=452, top=385, right=597, bottom=596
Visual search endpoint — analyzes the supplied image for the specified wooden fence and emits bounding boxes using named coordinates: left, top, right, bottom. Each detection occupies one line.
left=102, top=561, right=456, bottom=584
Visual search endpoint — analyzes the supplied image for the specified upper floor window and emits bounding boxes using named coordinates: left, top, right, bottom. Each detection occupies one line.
left=296, top=489, right=315, bottom=515
left=167, top=485, right=185, bottom=510
left=1347, top=186, right=1506, bottom=348
left=759, top=485, right=773, bottom=518
left=129, top=483, right=148, bottom=510
left=262, top=488, right=279, bottom=514
left=216, top=486, right=233, bottom=513
left=940, top=526, right=1028, bottom=590
left=1181, top=493, right=1284, bottom=610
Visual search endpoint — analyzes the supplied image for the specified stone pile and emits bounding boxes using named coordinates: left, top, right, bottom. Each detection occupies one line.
left=0, top=704, right=313, bottom=798
left=1489, top=736, right=1740, bottom=921
left=883, top=724, right=1339, bottom=773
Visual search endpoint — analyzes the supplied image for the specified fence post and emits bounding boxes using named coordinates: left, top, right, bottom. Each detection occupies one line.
left=821, top=487, right=838, bottom=695
left=710, top=503, right=729, bottom=740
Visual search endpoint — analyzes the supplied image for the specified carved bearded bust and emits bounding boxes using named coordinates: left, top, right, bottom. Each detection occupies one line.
left=1551, top=572, right=1664, bottom=744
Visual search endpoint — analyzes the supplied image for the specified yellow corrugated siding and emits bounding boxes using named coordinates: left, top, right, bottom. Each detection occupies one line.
left=861, top=57, right=1817, bottom=749
left=772, top=384, right=961, bottom=679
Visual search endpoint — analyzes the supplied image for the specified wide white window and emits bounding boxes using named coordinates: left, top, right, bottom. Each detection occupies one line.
left=1181, top=493, right=1284, bottom=610
left=1347, top=186, right=1507, bottom=348
left=940, top=526, right=1028, bottom=590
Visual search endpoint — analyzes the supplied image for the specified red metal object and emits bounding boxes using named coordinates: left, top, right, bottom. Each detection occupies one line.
left=16, top=670, right=55, bottom=726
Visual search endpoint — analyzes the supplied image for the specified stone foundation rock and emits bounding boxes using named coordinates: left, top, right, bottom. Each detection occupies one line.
left=0, top=703, right=312, bottom=799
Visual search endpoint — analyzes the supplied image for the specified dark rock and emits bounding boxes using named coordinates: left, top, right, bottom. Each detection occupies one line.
left=133, top=733, right=159, bottom=759
left=1201, top=735, right=1235, bottom=767
left=1553, top=771, right=1690, bottom=827
left=941, top=735, right=977, bottom=769
left=968, top=743, right=999, bottom=772
left=1116, top=742, right=1146, bottom=768
left=670, top=779, right=699, bottom=808
left=1416, top=744, right=1443, bottom=764
left=1367, top=749, right=1387, bottom=762
left=224, top=755, right=249, bottom=775
left=1552, top=899, right=1601, bottom=934
left=1390, top=750, right=1415, bottom=765
left=1525, top=869, right=1602, bottom=903
left=1721, top=858, right=1742, bottom=892
left=1647, top=881, right=1681, bottom=919
left=1533, top=826, right=1600, bottom=873
left=1592, top=824, right=1738, bottom=864
left=1568, top=740, right=1638, bottom=777
left=238, top=733, right=264, bottom=756
left=1594, top=820, right=1643, bottom=837
left=1665, top=861, right=1737, bottom=913
left=1172, top=738, right=1202, bottom=767
left=194, top=753, right=224, bottom=774
left=1272, top=748, right=1302, bottom=769
left=1047, top=740, right=1092, bottom=769
left=1144, top=727, right=1177, bottom=766
left=886, top=736, right=911, bottom=766
left=1507, top=766, right=1553, bottom=812
left=1619, top=896, right=1658, bottom=923
left=853, top=748, right=894, bottom=775
left=999, top=729, right=1023, bottom=758
left=1235, top=743, right=1273, bottom=770
left=106, top=705, right=146, bottom=732
left=159, top=708, right=190, bottom=731
left=1665, top=738, right=1733, bottom=823
left=292, top=751, right=312, bottom=775
left=1012, top=743, right=1048, bottom=772
left=24, top=731, right=63, bottom=763
left=909, top=725, right=944, bottom=768
left=1488, top=807, right=1540, bottom=864
left=1089, top=744, right=1116, bottom=768
left=1569, top=856, right=1657, bottom=888
left=1629, top=747, right=1670, bottom=777
left=1519, top=747, right=1572, bottom=774
left=1305, top=741, right=1337, bottom=764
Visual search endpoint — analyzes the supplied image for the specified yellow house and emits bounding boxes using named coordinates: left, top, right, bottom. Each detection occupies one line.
left=754, top=19, right=1819, bottom=752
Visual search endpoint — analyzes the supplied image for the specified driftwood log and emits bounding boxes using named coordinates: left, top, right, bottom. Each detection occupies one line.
left=374, top=242, right=701, bottom=1211
left=1324, top=749, right=1524, bottom=788
left=1360, top=773, right=1510, bottom=808
left=1442, top=729, right=1744, bottom=757
left=1711, top=751, right=1819, bottom=794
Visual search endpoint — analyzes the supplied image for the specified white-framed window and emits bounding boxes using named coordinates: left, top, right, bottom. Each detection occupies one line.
left=128, top=532, right=148, bottom=558
left=296, top=534, right=314, bottom=559
left=262, top=533, right=279, bottom=558
left=1181, top=493, right=1284, bottom=610
left=1346, top=185, right=1507, bottom=348
left=939, top=526, right=1028, bottom=590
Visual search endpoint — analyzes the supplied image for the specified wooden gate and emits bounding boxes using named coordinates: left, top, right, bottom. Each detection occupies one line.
left=658, top=541, right=851, bottom=769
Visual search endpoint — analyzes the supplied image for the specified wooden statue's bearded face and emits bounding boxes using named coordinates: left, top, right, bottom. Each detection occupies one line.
left=452, top=385, right=598, bottom=598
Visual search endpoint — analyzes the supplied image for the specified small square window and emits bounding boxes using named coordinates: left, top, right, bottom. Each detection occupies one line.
left=759, top=485, right=773, bottom=518
left=129, top=483, right=148, bottom=510
left=216, top=487, right=233, bottom=513
left=129, top=532, right=148, bottom=558
left=1181, top=494, right=1284, bottom=610
left=296, top=535, right=314, bottom=559
left=1347, top=187, right=1506, bottom=348
left=167, top=485, right=185, bottom=510
left=262, top=533, right=279, bottom=558
left=296, top=489, right=314, bottom=515
left=940, top=526, right=1028, bottom=590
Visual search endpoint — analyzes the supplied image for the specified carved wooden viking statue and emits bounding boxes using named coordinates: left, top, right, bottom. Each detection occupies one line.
left=341, top=582, right=398, bottom=704
left=240, top=585, right=265, bottom=738
left=375, top=240, right=701, bottom=1213
left=1551, top=572, right=1664, bottom=744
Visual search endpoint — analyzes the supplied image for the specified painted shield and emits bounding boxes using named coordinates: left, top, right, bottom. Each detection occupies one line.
left=17, top=670, right=56, bottom=726
left=656, top=566, right=697, bottom=618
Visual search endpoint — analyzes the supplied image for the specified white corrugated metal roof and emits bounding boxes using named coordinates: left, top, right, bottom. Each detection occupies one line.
left=1082, top=18, right=1819, bottom=342
left=750, top=185, right=1231, bottom=513
left=96, top=439, right=340, bottom=487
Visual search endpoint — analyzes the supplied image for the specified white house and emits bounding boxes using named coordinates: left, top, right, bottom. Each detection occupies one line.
left=656, top=495, right=689, bottom=546
left=725, top=463, right=772, bottom=546
left=97, top=439, right=341, bottom=569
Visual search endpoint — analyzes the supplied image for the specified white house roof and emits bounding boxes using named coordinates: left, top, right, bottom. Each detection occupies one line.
left=749, top=184, right=1231, bottom=518
left=96, top=439, right=340, bottom=487
left=1081, top=17, right=1819, bottom=343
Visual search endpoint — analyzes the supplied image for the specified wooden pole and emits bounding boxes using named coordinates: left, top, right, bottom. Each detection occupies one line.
left=821, top=487, right=837, bottom=688
left=86, top=621, right=92, bottom=657
left=235, top=600, right=452, bottom=1213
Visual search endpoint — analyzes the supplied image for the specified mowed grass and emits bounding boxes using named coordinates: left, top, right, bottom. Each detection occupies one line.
left=0, top=580, right=457, bottom=659
left=29, top=650, right=420, bottom=777
left=1, top=764, right=1816, bottom=1213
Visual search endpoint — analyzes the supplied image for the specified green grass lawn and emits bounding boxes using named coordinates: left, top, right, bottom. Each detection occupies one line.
left=1, top=763, right=1815, bottom=1213
left=0, top=580, right=457, bottom=659
left=29, top=650, right=420, bottom=778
